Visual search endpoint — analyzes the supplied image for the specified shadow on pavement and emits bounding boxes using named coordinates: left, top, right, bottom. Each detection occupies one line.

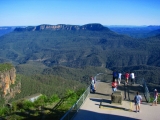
left=89, top=98, right=102, bottom=102
left=94, top=92, right=111, bottom=97
left=73, top=109, right=139, bottom=120
left=100, top=104, right=126, bottom=111
left=101, top=99, right=111, bottom=104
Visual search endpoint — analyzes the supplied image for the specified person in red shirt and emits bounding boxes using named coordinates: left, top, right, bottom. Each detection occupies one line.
left=125, top=72, right=130, bottom=84
left=112, top=78, right=118, bottom=93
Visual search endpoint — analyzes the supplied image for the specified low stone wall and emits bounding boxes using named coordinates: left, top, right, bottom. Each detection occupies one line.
left=111, top=91, right=123, bottom=104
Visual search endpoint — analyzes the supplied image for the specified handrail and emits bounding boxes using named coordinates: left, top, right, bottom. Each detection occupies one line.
left=137, top=78, right=150, bottom=102
left=60, top=85, right=90, bottom=120
left=142, top=79, right=150, bottom=102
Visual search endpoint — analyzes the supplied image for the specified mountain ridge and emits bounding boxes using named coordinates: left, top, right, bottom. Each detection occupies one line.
left=14, top=23, right=110, bottom=31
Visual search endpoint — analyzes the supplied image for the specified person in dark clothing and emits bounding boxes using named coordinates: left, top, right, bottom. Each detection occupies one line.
left=113, top=71, right=117, bottom=80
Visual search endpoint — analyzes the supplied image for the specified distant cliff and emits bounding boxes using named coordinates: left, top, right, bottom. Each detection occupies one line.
left=0, top=27, right=16, bottom=36
left=14, top=23, right=110, bottom=31
left=0, top=63, right=21, bottom=102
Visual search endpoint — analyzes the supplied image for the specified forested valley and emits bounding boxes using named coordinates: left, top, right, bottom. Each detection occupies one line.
left=0, top=23, right=160, bottom=119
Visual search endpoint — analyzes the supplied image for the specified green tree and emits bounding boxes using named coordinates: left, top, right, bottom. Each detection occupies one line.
left=22, top=100, right=34, bottom=109
left=34, top=95, right=48, bottom=107
left=48, top=94, right=59, bottom=104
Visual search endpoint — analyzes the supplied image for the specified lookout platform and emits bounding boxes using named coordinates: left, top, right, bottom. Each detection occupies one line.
left=73, top=81, right=160, bottom=120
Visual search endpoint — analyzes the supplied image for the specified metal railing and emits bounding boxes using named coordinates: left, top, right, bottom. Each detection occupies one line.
left=60, top=86, right=90, bottom=120
left=124, top=76, right=150, bottom=102
left=142, top=79, right=150, bottom=102
left=136, top=78, right=150, bottom=102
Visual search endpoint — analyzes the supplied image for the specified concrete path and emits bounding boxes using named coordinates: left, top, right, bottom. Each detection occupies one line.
left=73, top=81, right=160, bottom=120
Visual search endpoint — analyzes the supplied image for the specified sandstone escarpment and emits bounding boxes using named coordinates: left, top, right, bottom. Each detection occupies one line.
left=14, top=23, right=110, bottom=31
left=0, top=63, right=21, bottom=101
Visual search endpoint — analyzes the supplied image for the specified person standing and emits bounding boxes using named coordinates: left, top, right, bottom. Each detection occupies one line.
left=134, top=91, right=142, bottom=113
left=112, top=78, right=118, bottom=93
left=113, top=71, right=117, bottom=80
left=152, top=89, right=158, bottom=106
left=90, top=76, right=95, bottom=92
left=125, top=72, right=130, bottom=84
left=130, top=72, right=135, bottom=85
left=118, top=72, right=122, bottom=85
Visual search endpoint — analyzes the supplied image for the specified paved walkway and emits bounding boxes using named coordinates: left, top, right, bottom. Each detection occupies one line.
left=73, top=81, right=160, bottom=120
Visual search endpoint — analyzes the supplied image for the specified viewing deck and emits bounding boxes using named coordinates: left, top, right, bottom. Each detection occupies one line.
left=73, top=81, right=160, bottom=120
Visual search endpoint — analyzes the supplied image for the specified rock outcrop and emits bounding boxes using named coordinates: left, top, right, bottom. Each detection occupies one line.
left=14, top=23, right=110, bottom=31
left=0, top=63, right=21, bottom=102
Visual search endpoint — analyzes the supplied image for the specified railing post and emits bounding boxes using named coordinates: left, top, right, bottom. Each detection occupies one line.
left=142, top=78, right=150, bottom=103
left=75, top=102, right=77, bottom=112
left=83, top=93, right=84, bottom=103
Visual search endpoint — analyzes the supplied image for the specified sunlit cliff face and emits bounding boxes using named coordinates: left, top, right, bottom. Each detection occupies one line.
left=0, top=68, right=19, bottom=97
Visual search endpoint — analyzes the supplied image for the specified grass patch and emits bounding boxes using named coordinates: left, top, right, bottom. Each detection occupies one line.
left=149, top=95, right=160, bottom=103
left=0, top=63, right=13, bottom=72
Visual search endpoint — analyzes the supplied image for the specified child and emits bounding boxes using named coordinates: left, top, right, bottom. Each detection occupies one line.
left=152, top=89, right=158, bottom=106
left=134, top=92, right=142, bottom=113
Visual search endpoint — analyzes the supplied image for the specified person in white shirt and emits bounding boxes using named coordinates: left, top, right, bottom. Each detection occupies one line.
left=130, top=72, right=135, bottom=85
left=118, top=73, right=122, bottom=85
left=90, top=76, right=96, bottom=92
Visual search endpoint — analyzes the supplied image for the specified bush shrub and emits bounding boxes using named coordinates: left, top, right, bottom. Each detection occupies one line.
left=34, top=95, right=48, bottom=107
left=0, top=107, right=10, bottom=116
left=22, top=100, right=34, bottom=109
left=150, top=95, right=160, bottom=103
left=48, top=94, right=59, bottom=104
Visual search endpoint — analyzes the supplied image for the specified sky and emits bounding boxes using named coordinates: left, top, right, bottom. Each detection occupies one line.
left=0, top=0, right=160, bottom=26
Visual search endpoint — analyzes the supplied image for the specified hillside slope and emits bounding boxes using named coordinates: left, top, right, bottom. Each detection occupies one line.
left=0, top=23, right=160, bottom=83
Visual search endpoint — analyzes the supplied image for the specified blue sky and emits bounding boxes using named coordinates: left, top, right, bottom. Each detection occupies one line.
left=0, top=0, right=160, bottom=26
